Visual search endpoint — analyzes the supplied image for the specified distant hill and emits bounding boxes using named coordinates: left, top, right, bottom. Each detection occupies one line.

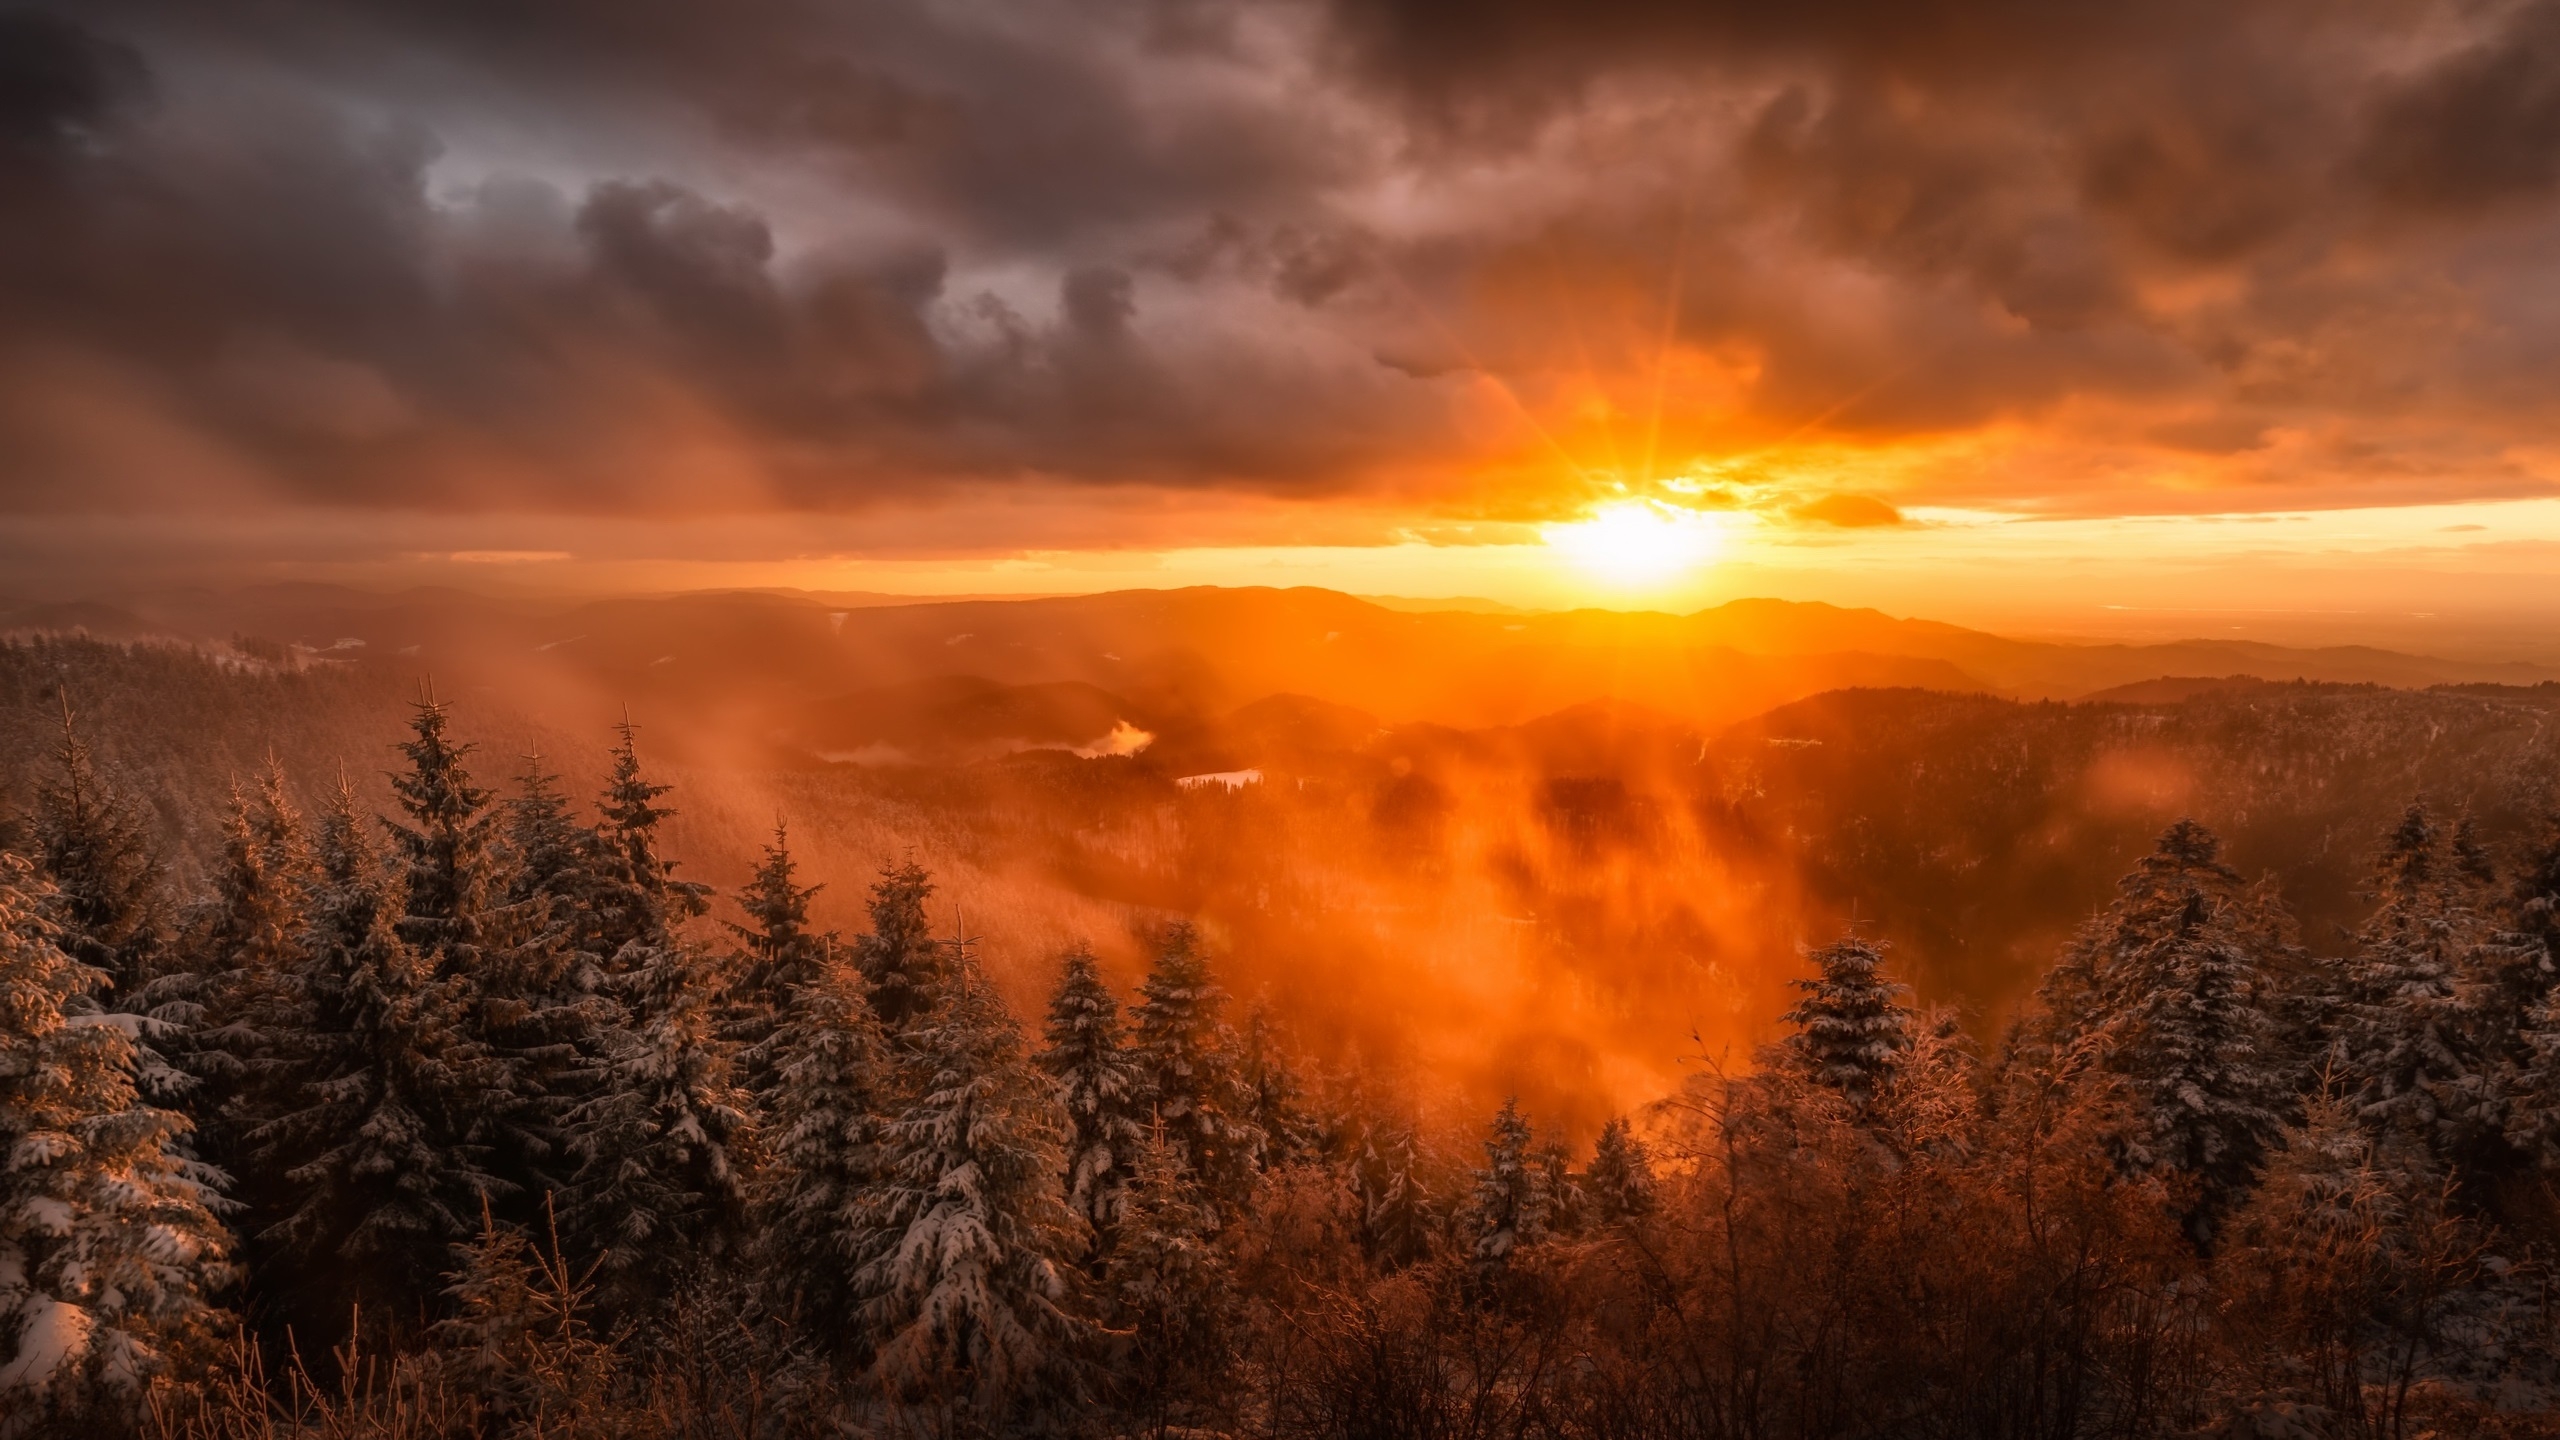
left=26, top=584, right=2556, bottom=746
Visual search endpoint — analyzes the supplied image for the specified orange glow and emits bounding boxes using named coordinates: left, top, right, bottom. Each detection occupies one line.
left=1542, top=500, right=1730, bottom=586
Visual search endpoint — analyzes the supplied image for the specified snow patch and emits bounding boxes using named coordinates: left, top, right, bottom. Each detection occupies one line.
left=0, top=1296, right=92, bottom=1393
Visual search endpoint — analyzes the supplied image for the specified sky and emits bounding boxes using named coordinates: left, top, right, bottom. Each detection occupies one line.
left=7, top=0, right=2560, bottom=643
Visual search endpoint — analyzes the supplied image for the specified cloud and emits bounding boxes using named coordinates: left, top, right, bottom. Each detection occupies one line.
left=1790, top=494, right=1904, bottom=528
left=0, top=0, right=2557, bottom=562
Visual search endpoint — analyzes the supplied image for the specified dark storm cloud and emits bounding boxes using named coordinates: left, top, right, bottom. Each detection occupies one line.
left=2, top=0, right=2560, bottom=532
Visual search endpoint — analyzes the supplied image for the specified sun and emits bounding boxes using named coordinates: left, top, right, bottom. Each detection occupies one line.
left=1541, top=501, right=1727, bottom=585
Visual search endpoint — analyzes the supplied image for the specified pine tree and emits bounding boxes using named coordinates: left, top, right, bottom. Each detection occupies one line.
left=854, top=956, right=1086, bottom=1408
left=2034, top=819, right=2288, bottom=1057
left=723, top=823, right=832, bottom=1096
left=2044, top=823, right=2294, bottom=1247
left=754, top=968, right=892, bottom=1347
left=253, top=781, right=506, bottom=1331
left=33, top=691, right=165, bottom=1005
left=386, top=698, right=596, bottom=1220
left=386, top=693, right=502, bottom=972
left=1468, top=1098, right=1550, bottom=1273
left=502, top=755, right=617, bottom=980
left=178, top=769, right=311, bottom=1235
left=0, top=853, right=232, bottom=1416
left=2095, top=891, right=2292, bottom=1245
left=592, top=720, right=709, bottom=962
left=1356, top=1120, right=1432, bottom=1270
left=2335, top=806, right=2503, bottom=1164
left=1102, top=1128, right=1233, bottom=1421
left=1539, top=1136, right=1584, bottom=1238
left=1584, top=1116, right=1656, bottom=1224
left=1238, top=1001, right=1316, bottom=1169
left=1035, top=945, right=1146, bottom=1240
left=1131, top=923, right=1262, bottom=1220
left=1781, top=933, right=1913, bottom=1112
left=857, top=860, right=945, bottom=1034
left=559, top=937, right=751, bottom=1315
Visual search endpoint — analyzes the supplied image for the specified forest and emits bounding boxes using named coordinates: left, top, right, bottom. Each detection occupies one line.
left=2, top=637, right=2558, bottom=1439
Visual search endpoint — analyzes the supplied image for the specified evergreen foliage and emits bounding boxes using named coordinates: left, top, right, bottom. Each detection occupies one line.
left=252, top=781, right=505, bottom=1328
left=386, top=700, right=600, bottom=1223
left=501, top=756, right=618, bottom=977
left=590, top=722, right=709, bottom=962
left=2043, top=821, right=2294, bottom=1245
left=1238, top=1001, right=1316, bottom=1169
left=1130, top=922, right=1262, bottom=1219
left=1781, top=933, right=1913, bottom=1111
left=175, top=770, right=310, bottom=1238
left=753, top=968, right=890, bottom=1349
left=1035, top=945, right=1145, bottom=1239
left=1584, top=1115, right=1656, bottom=1224
left=1355, top=1121, right=1432, bottom=1269
left=723, top=823, right=832, bottom=1101
left=1101, top=1128, right=1232, bottom=1420
left=1467, top=1097, right=1550, bottom=1271
left=852, top=956, right=1086, bottom=1409
left=11, top=657, right=2560, bottom=1437
left=0, top=854, right=231, bottom=1417
left=560, top=938, right=750, bottom=1313
left=854, top=860, right=943, bottom=1034
left=2335, top=806, right=2505, bottom=1163
left=33, top=694, right=165, bottom=1004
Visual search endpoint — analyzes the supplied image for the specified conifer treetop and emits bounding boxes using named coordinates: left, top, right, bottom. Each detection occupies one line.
left=1782, top=933, right=1914, bottom=1110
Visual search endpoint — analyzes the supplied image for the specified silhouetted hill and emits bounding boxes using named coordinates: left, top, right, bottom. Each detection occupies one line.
left=37, top=584, right=2559, bottom=746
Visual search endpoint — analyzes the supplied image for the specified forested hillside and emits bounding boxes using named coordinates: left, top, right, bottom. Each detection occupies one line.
left=2, top=633, right=2557, bottom=1436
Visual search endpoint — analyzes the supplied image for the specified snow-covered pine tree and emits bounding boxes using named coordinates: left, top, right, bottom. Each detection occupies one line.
left=1468, top=1098, right=1551, bottom=1274
left=177, top=770, right=311, bottom=1234
left=592, top=720, right=709, bottom=963
left=541, top=728, right=744, bottom=1308
left=1474, top=1096, right=1546, bottom=1265
left=0, top=852, right=231, bottom=1421
left=1583, top=1116, right=1656, bottom=1224
left=386, top=697, right=594, bottom=1222
left=1356, top=1120, right=1432, bottom=1269
left=2335, top=806, right=2502, bottom=1163
left=2039, top=825, right=2293, bottom=1246
left=1035, top=944, right=1145, bottom=1242
left=1781, top=933, right=1913, bottom=1113
left=2032, top=819, right=2275, bottom=1059
left=754, top=965, right=892, bottom=1347
left=1102, top=1127, right=1233, bottom=1419
left=1238, top=1001, right=1316, bottom=1169
left=723, top=822, right=831, bottom=1084
left=853, top=954, right=1086, bottom=1409
left=559, top=935, right=751, bottom=1315
left=33, top=691, right=165, bottom=1005
left=386, top=693, right=503, bottom=973
left=253, top=780, right=506, bottom=1331
left=501, top=754, right=618, bottom=983
left=856, top=859, right=944, bottom=1034
left=1131, top=923, right=1262, bottom=1220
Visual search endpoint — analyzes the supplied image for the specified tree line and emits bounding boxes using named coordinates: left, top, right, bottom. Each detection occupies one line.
left=2, top=692, right=2557, bottom=1437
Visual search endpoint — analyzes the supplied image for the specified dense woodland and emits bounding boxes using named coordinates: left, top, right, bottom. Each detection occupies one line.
left=2, top=641, right=2559, bottom=1436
